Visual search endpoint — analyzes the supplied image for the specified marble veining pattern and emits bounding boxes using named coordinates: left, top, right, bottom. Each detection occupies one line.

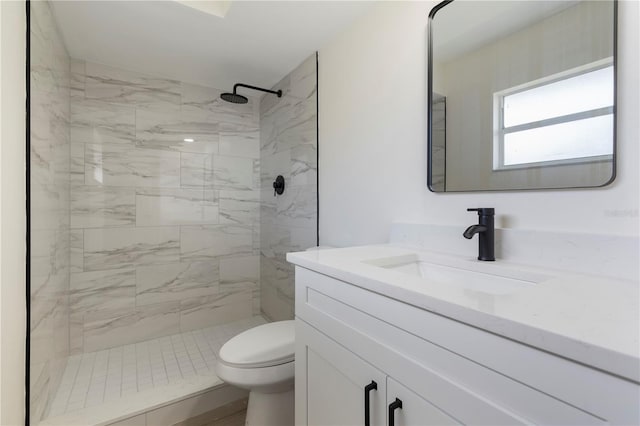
left=70, top=99, right=135, bottom=145
left=84, top=62, right=181, bottom=111
left=430, top=95, right=446, bottom=191
left=67, top=60, right=261, bottom=356
left=30, top=1, right=71, bottom=422
left=84, top=143, right=181, bottom=188
left=70, top=269, right=136, bottom=316
left=135, top=109, right=219, bottom=153
left=69, top=143, right=85, bottom=185
left=260, top=54, right=318, bottom=321
left=82, top=302, right=181, bottom=353
left=83, top=227, right=180, bottom=271
left=70, top=185, right=135, bottom=228
left=291, top=144, right=318, bottom=186
left=219, top=123, right=260, bottom=159
left=260, top=150, right=291, bottom=188
left=180, top=225, right=253, bottom=262
left=180, top=152, right=209, bottom=188
left=212, top=155, right=255, bottom=191
left=70, top=59, right=85, bottom=100
left=70, top=230, right=84, bottom=273
left=219, top=190, right=260, bottom=225
left=135, top=261, right=220, bottom=306
left=179, top=289, right=254, bottom=331
left=220, top=256, right=260, bottom=285
left=135, top=188, right=219, bottom=227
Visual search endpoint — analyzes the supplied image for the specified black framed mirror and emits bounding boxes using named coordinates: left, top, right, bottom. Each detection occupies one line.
left=427, top=0, right=617, bottom=192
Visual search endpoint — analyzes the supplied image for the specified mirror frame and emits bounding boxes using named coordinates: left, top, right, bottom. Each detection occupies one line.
left=427, top=0, right=618, bottom=192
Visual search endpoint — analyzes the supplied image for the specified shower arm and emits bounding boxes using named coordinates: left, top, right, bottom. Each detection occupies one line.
left=233, top=83, right=282, bottom=97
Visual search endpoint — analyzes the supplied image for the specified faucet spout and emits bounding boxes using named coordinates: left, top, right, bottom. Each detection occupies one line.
left=463, top=224, right=487, bottom=239
left=464, top=208, right=495, bottom=261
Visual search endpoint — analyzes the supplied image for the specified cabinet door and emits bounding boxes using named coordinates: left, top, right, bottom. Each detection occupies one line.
left=297, top=320, right=387, bottom=426
left=387, top=377, right=459, bottom=426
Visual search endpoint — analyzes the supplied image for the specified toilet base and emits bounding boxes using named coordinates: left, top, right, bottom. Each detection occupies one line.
left=245, top=389, right=294, bottom=426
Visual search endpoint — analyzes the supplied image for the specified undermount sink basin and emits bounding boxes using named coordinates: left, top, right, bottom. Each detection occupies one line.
left=363, top=253, right=552, bottom=295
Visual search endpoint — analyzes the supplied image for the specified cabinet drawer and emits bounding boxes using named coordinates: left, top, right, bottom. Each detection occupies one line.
left=295, top=267, right=638, bottom=424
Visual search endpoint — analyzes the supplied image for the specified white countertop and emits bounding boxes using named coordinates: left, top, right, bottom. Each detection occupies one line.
left=287, top=244, right=640, bottom=383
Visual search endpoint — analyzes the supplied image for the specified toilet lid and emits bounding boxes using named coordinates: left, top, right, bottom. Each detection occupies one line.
left=218, top=320, right=295, bottom=368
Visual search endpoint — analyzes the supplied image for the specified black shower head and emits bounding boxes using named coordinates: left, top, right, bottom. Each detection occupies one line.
left=220, top=83, right=282, bottom=104
left=220, top=92, right=249, bottom=104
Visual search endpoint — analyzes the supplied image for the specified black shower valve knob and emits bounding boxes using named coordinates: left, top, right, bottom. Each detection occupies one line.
left=273, top=175, right=285, bottom=196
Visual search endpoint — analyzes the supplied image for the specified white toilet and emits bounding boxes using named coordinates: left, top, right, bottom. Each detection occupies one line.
left=216, top=320, right=295, bottom=426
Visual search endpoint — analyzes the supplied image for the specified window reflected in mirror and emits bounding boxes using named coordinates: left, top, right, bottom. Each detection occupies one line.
left=496, top=60, right=614, bottom=169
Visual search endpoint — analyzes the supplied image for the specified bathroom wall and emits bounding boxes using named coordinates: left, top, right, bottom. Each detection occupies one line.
left=30, top=1, right=71, bottom=422
left=260, top=54, right=318, bottom=321
left=68, top=60, right=261, bottom=354
left=319, top=0, right=639, bottom=246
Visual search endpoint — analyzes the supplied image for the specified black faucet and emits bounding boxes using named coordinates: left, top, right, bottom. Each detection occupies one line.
left=463, top=208, right=495, bottom=261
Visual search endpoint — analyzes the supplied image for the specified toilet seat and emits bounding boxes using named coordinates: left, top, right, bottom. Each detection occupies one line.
left=216, top=358, right=294, bottom=393
left=218, top=320, right=294, bottom=368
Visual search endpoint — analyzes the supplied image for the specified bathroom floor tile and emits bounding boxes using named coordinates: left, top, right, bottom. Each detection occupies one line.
left=48, top=315, right=265, bottom=418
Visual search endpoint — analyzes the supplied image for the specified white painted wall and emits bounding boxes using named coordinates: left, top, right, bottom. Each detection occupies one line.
left=0, top=1, right=27, bottom=424
left=318, top=0, right=639, bottom=247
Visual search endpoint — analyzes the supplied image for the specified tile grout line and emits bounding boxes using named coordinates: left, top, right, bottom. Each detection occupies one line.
left=80, top=352, right=96, bottom=410
left=134, top=342, right=139, bottom=393
left=194, top=330, right=215, bottom=372
left=158, top=336, right=171, bottom=385
left=60, top=357, right=81, bottom=414
left=100, top=349, right=110, bottom=406
left=119, top=346, right=124, bottom=399
left=145, top=341, right=153, bottom=389
left=204, top=326, right=222, bottom=364
left=180, top=332, right=197, bottom=377
left=169, top=331, right=185, bottom=381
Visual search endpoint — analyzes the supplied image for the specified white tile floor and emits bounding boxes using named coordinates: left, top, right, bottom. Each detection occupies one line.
left=48, top=316, right=267, bottom=418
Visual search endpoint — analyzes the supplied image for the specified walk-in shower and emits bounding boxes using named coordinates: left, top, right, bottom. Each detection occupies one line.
left=27, top=1, right=318, bottom=423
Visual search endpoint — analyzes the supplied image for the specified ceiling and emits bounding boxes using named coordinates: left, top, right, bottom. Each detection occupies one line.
left=51, top=1, right=374, bottom=91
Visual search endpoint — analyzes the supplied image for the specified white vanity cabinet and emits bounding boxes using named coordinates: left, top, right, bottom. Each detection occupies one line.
left=294, top=267, right=640, bottom=426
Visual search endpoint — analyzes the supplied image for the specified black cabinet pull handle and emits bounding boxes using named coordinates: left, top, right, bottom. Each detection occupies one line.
left=388, top=398, right=403, bottom=426
left=364, top=381, right=377, bottom=426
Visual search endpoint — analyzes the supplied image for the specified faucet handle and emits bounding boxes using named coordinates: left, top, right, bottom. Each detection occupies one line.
left=467, top=207, right=494, bottom=215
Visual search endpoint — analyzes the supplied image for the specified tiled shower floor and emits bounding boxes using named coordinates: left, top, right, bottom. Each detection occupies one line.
left=47, top=316, right=266, bottom=418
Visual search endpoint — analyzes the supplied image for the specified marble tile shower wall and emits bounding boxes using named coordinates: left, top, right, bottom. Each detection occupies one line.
left=430, top=95, right=446, bottom=191
left=69, top=60, right=261, bottom=355
left=260, top=54, right=318, bottom=320
left=30, top=1, right=71, bottom=422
